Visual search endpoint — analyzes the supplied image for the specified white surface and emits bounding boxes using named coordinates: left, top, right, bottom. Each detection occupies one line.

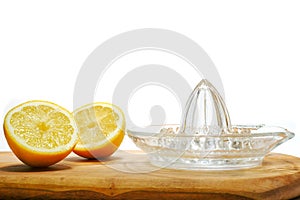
left=0, top=0, right=299, bottom=157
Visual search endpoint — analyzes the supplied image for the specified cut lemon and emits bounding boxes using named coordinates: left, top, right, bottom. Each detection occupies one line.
left=73, top=102, right=125, bottom=159
left=3, top=100, right=77, bottom=167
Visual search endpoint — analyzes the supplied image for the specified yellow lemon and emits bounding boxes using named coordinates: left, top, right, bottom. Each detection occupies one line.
left=3, top=100, right=77, bottom=167
left=73, top=102, right=125, bottom=159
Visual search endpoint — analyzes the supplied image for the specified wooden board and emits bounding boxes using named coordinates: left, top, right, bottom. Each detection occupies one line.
left=0, top=151, right=300, bottom=200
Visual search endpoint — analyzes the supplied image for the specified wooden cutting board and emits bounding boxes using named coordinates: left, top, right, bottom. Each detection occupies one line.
left=0, top=151, right=300, bottom=200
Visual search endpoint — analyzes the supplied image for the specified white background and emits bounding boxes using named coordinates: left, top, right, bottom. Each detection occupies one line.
left=0, top=1, right=299, bottom=157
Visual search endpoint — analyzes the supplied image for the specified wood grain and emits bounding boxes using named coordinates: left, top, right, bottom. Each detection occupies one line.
left=0, top=151, right=300, bottom=200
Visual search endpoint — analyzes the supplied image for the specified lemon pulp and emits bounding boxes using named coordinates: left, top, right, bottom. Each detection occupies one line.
left=10, top=104, right=74, bottom=149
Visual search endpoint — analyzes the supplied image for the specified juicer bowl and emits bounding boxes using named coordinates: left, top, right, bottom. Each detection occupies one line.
left=127, top=124, right=294, bottom=170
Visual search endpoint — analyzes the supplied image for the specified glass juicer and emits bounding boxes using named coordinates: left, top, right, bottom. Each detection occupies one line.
left=127, top=79, right=294, bottom=170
